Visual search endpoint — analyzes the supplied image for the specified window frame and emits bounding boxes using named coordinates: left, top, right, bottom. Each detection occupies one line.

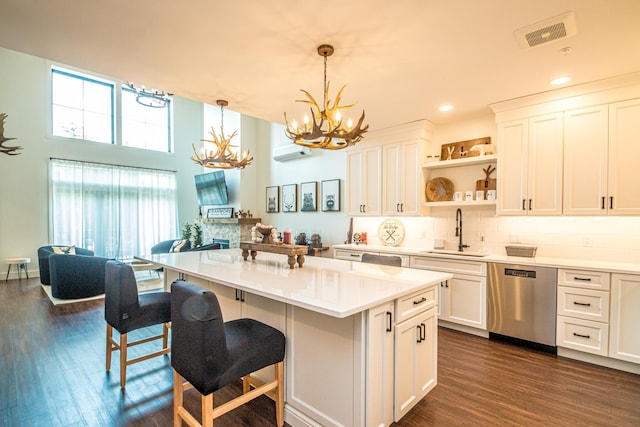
left=49, top=64, right=173, bottom=153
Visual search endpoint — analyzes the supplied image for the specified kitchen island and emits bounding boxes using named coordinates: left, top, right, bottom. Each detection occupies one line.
left=140, top=249, right=451, bottom=427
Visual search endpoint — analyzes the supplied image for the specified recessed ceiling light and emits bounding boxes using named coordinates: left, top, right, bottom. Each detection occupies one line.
left=439, top=105, right=453, bottom=111
left=551, top=76, right=571, bottom=85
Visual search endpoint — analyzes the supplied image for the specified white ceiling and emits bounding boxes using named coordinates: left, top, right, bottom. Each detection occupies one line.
left=1, top=0, right=640, bottom=130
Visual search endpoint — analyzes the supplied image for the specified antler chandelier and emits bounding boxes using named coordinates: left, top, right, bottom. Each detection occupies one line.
left=191, top=100, right=253, bottom=169
left=125, top=82, right=172, bottom=108
left=284, top=44, right=368, bottom=150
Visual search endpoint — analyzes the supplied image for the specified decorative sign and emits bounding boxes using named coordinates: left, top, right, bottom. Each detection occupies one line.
left=207, top=207, right=234, bottom=218
left=378, top=219, right=405, bottom=246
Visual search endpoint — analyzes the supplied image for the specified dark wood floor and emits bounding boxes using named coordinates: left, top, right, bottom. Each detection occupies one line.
left=1, top=277, right=639, bottom=427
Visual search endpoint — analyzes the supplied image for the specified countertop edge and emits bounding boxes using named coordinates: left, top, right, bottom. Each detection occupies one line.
left=332, top=244, right=640, bottom=274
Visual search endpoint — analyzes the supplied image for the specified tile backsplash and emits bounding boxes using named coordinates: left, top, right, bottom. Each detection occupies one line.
left=353, top=209, right=640, bottom=263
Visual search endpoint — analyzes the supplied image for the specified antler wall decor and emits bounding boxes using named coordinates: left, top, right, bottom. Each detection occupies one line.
left=0, top=113, right=22, bottom=155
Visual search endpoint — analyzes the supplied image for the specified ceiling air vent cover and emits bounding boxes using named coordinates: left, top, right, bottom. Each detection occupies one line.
left=514, top=11, right=577, bottom=49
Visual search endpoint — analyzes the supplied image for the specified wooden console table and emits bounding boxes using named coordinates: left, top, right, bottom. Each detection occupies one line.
left=239, top=242, right=308, bottom=268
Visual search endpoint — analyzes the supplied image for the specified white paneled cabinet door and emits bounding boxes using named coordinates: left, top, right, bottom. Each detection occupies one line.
left=445, top=274, right=487, bottom=329
left=382, top=141, right=422, bottom=216
left=367, top=302, right=394, bottom=427
left=563, top=105, right=609, bottom=215
left=394, top=306, right=437, bottom=422
left=608, top=99, right=640, bottom=215
left=609, top=273, right=640, bottom=364
left=527, top=113, right=563, bottom=215
left=347, top=146, right=382, bottom=216
left=497, top=114, right=563, bottom=215
left=497, top=119, right=528, bottom=215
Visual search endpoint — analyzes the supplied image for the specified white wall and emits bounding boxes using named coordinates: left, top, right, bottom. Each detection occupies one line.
left=0, top=47, right=205, bottom=277
left=257, top=122, right=350, bottom=248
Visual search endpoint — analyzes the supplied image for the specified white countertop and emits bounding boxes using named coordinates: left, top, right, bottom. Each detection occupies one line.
left=140, top=249, right=451, bottom=318
left=333, top=244, right=640, bottom=274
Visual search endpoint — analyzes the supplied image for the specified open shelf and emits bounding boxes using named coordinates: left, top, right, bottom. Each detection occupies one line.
left=422, top=154, right=497, bottom=170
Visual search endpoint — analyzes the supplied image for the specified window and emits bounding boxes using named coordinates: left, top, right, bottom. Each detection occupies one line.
left=49, top=159, right=178, bottom=259
left=51, top=67, right=172, bottom=152
left=122, top=86, right=172, bottom=152
left=51, top=68, right=114, bottom=143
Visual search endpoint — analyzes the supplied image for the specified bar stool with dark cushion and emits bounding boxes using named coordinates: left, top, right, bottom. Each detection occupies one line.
left=104, top=260, right=171, bottom=389
left=171, top=280, right=285, bottom=427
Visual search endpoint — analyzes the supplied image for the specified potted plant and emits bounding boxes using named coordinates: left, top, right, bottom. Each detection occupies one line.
left=181, top=222, right=192, bottom=243
left=193, top=223, right=203, bottom=248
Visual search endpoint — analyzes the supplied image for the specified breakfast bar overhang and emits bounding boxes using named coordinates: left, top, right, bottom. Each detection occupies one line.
left=141, top=249, right=451, bottom=427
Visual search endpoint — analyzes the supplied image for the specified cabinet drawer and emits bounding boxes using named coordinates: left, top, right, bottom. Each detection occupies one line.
left=557, top=286, right=610, bottom=322
left=557, top=316, right=609, bottom=356
left=558, top=269, right=610, bottom=290
left=395, top=287, right=437, bottom=324
left=334, top=249, right=364, bottom=262
left=410, top=256, right=487, bottom=276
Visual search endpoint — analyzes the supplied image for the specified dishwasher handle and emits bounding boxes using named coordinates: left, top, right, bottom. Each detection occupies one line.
left=504, top=268, right=537, bottom=279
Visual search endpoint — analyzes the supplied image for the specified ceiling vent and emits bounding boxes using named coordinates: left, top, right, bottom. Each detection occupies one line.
left=514, top=11, right=577, bottom=49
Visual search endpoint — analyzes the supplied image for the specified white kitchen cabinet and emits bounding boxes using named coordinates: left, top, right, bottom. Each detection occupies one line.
left=382, top=140, right=423, bottom=216
left=394, top=306, right=437, bottom=422
left=437, top=273, right=487, bottom=330
left=347, top=145, right=382, bottom=216
left=609, top=273, right=640, bottom=364
left=497, top=113, right=563, bottom=215
left=608, top=99, right=640, bottom=214
left=411, top=256, right=487, bottom=333
left=556, top=268, right=610, bottom=357
left=367, top=302, right=394, bottom=427
left=563, top=105, right=609, bottom=215
left=564, top=99, right=640, bottom=215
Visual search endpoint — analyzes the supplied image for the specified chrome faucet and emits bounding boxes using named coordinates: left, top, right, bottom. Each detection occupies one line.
left=455, top=208, right=469, bottom=252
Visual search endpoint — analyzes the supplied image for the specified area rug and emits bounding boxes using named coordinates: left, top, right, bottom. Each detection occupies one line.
left=42, top=272, right=164, bottom=305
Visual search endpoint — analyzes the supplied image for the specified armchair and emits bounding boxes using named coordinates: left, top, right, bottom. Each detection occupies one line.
left=150, top=239, right=191, bottom=254
left=38, top=245, right=94, bottom=286
left=48, top=253, right=110, bottom=299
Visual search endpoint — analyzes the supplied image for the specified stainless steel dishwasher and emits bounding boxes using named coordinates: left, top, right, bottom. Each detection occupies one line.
left=488, top=263, right=557, bottom=353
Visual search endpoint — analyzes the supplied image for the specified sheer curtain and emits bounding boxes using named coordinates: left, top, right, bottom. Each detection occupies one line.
left=49, top=158, right=178, bottom=259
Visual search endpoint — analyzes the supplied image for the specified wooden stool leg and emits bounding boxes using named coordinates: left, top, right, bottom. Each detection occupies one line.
left=173, top=370, right=183, bottom=427
left=106, top=324, right=113, bottom=371
left=202, top=393, right=214, bottom=427
left=275, top=361, right=285, bottom=427
left=120, top=333, right=127, bottom=388
left=163, top=322, right=170, bottom=349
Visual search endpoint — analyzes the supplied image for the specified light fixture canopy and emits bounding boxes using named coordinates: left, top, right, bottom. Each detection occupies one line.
left=191, top=100, right=253, bottom=169
left=284, top=44, right=368, bottom=150
left=125, top=82, right=172, bottom=108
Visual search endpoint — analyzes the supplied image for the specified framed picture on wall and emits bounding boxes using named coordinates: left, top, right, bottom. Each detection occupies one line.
left=321, top=179, right=340, bottom=212
left=266, top=186, right=279, bottom=213
left=282, top=184, right=297, bottom=213
left=300, top=181, right=317, bottom=212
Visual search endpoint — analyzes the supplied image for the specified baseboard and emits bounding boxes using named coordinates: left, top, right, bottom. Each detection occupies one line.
left=557, top=347, right=640, bottom=375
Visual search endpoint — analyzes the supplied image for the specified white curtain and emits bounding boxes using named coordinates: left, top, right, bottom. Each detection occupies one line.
left=49, top=158, right=178, bottom=259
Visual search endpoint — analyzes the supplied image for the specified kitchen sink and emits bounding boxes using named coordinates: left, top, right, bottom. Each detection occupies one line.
left=424, top=249, right=490, bottom=258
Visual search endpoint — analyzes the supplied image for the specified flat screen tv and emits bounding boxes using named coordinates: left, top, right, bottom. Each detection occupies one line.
left=194, top=170, right=229, bottom=206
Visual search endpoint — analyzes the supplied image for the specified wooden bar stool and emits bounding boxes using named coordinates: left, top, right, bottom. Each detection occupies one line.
left=171, top=280, right=285, bottom=427
left=5, top=257, right=30, bottom=281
